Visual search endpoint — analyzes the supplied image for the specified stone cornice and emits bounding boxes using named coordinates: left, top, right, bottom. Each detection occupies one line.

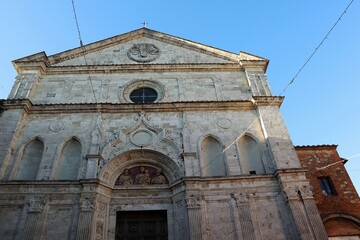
left=253, top=96, right=284, bottom=106
left=45, top=63, right=243, bottom=75
left=0, top=97, right=283, bottom=114
left=12, top=28, right=270, bottom=73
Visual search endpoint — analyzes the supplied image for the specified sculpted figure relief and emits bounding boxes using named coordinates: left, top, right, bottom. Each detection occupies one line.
left=151, top=169, right=166, bottom=184
left=116, top=169, right=134, bottom=186
left=115, top=166, right=168, bottom=186
left=135, top=167, right=151, bottom=185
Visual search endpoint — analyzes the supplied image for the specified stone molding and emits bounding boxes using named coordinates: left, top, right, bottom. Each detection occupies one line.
left=0, top=98, right=284, bottom=114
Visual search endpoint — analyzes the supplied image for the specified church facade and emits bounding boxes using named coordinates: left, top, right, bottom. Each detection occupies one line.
left=0, top=28, right=328, bottom=239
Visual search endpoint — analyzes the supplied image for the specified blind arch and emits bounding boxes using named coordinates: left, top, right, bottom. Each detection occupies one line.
left=238, top=135, right=265, bottom=174
left=200, top=136, right=226, bottom=176
left=57, top=138, right=82, bottom=180
left=16, top=138, right=43, bottom=180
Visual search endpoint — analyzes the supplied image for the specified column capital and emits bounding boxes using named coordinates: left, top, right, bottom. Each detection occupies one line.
left=27, top=196, right=47, bottom=213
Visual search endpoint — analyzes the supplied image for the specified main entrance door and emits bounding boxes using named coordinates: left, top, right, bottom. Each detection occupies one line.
left=115, top=210, right=168, bottom=240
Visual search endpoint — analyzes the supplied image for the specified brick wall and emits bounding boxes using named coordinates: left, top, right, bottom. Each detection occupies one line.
left=295, top=145, right=360, bottom=237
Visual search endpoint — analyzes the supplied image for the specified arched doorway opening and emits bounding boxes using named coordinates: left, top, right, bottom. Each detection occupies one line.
left=98, top=150, right=186, bottom=240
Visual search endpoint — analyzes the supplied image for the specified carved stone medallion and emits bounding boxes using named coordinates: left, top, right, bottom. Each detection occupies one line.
left=130, top=129, right=154, bottom=147
left=49, top=121, right=65, bottom=132
left=217, top=118, right=232, bottom=129
left=127, top=43, right=160, bottom=62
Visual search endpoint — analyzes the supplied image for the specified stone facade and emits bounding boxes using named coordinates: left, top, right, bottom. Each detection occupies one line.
left=0, top=28, right=328, bottom=239
left=296, top=145, right=360, bottom=239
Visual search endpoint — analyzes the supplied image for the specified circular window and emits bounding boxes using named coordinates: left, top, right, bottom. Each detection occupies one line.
left=120, top=80, right=165, bottom=103
left=130, top=87, right=158, bottom=103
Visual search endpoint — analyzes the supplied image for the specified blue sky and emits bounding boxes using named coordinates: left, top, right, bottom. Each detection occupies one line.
left=1, top=1, right=359, bottom=192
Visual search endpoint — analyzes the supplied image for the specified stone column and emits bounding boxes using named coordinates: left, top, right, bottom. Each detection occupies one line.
left=231, top=193, right=256, bottom=240
left=186, top=194, right=202, bottom=240
left=283, top=186, right=328, bottom=240
left=76, top=197, right=95, bottom=240
left=20, top=196, right=46, bottom=240
left=299, top=186, right=328, bottom=239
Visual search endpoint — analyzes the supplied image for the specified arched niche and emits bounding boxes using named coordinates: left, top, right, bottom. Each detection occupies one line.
left=57, top=138, right=82, bottom=180
left=15, top=138, right=44, bottom=180
left=200, top=135, right=226, bottom=176
left=237, top=135, right=265, bottom=174
left=99, top=149, right=182, bottom=187
left=323, top=214, right=360, bottom=237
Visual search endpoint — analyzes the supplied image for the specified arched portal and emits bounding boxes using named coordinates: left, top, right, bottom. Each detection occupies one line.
left=98, top=149, right=185, bottom=240
left=99, top=149, right=182, bottom=187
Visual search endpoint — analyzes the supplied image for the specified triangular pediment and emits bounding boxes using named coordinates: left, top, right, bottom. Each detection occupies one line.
left=50, top=28, right=240, bottom=66
left=12, top=28, right=268, bottom=72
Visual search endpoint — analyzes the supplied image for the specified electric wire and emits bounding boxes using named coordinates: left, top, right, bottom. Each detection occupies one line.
left=279, top=0, right=354, bottom=96
left=194, top=0, right=354, bottom=176
left=71, top=0, right=103, bottom=129
left=71, top=0, right=83, bottom=47
left=70, top=0, right=355, bottom=175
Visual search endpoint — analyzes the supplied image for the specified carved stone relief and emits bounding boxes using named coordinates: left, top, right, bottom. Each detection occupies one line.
left=283, top=186, right=300, bottom=201
left=127, top=43, right=160, bottom=63
left=100, top=149, right=182, bottom=186
left=49, top=121, right=65, bottom=132
left=115, top=166, right=168, bottom=186
left=79, top=197, right=95, bottom=211
left=230, top=192, right=250, bottom=206
left=27, top=196, right=47, bottom=212
left=217, top=118, right=232, bottom=129
left=186, top=194, right=201, bottom=208
left=95, top=202, right=107, bottom=240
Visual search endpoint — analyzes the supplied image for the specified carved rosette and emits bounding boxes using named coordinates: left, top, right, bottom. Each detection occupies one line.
left=127, top=43, right=160, bottom=62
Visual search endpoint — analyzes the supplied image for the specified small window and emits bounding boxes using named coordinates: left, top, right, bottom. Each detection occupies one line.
left=318, top=177, right=337, bottom=196
left=130, top=87, right=158, bottom=103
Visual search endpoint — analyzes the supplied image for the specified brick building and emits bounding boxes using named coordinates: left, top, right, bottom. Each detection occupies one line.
left=296, top=145, right=360, bottom=239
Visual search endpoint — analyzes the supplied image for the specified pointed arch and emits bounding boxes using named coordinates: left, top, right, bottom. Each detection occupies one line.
left=57, top=137, right=82, bottom=180
left=237, top=134, right=265, bottom=174
left=200, top=135, right=226, bottom=176
left=15, top=137, right=44, bottom=180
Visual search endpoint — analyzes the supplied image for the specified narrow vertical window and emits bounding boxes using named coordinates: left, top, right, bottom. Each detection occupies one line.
left=238, top=135, right=265, bottom=174
left=16, top=138, right=43, bottom=180
left=318, top=177, right=337, bottom=196
left=201, top=136, right=226, bottom=176
left=58, top=138, right=82, bottom=180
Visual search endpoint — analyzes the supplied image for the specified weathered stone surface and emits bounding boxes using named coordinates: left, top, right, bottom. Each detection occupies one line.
left=0, top=28, right=327, bottom=239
